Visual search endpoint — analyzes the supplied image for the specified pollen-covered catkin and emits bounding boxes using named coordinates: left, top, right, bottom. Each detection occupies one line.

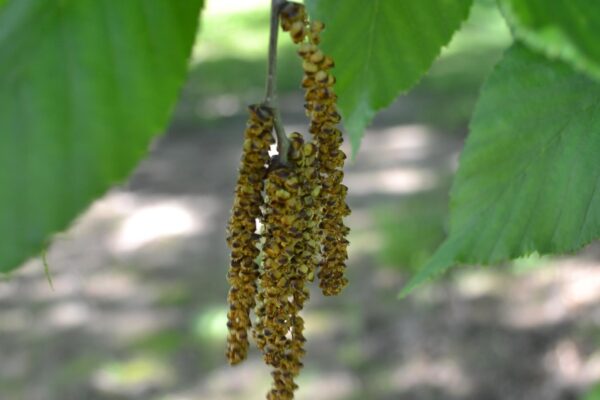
left=281, top=3, right=351, bottom=297
left=226, top=3, right=352, bottom=398
left=258, top=133, right=321, bottom=400
left=286, top=135, right=320, bottom=376
left=226, top=105, right=275, bottom=365
left=256, top=153, right=305, bottom=400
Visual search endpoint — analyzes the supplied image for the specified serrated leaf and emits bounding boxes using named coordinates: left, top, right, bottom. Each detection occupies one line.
left=500, top=0, right=600, bottom=82
left=0, top=0, right=203, bottom=272
left=401, top=44, right=600, bottom=296
left=304, top=0, right=473, bottom=153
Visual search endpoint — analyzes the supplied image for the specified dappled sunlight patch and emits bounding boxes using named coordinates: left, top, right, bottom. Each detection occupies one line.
left=544, top=339, right=585, bottom=386
left=502, top=257, right=600, bottom=329
left=345, top=167, right=438, bottom=196
left=346, top=226, right=383, bottom=261
left=340, top=208, right=384, bottom=263
left=88, top=190, right=140, bottom=219
left=180, top=360, right=271, bottom=399
left=389, top=356, right=473, bottom=397
left=502, top=294, right=568, bottom=329
left=112, top=202, right=200, bottom=253
left=44, top=301, right=91, bottom=330
left=295, top=370, right=359, bottom=400
left=86, top=191, right=221, bottom=255
left=198, top=94, right=243, bottom=118
left=92, top=355, right=175, bottom=397
left=88, top=192, right=220, bottom=255
left=86, top=192, right=221, bottom=261
left=549, top=263, right=600, bottom=311
left=453, top=270, right=506, bottom=299
left=359, top=125, right=436, bottom=161
left=541, top=339, right=600, bottom=393
left=302, top=310, right=345, bottom=338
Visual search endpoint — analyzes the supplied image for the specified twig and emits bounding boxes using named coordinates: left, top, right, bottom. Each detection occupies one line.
left=263, top=0, right=290, bottom=164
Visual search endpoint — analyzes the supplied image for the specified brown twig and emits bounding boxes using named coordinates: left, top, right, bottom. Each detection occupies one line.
left=263, top=0, right=290, bottom=164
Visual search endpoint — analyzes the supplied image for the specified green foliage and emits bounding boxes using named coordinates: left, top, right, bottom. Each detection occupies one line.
left=0, top=0, right=203, bottom=272
left=304, top=0, right=473, bottom=153
left=1, top=0, right=599, bottom=286
left=132, top=330, right=188, bottom=356
left=416, top=0, right=512, bottom=130
left=500, top=0, right=600, bottom=82
left=402, top=44, right=600, bottom=295
left=582, top=383, right=600, bottom=400
left=376, top=194, right=447, bottom=273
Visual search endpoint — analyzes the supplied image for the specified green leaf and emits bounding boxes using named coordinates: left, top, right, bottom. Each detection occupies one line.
left=304, top=0, right=473, bottom=153
left=500, top=0, right=600, bottom=82
left=0, top=0, right=203, bottom=272
left=401, top=43, right=600, bottom=296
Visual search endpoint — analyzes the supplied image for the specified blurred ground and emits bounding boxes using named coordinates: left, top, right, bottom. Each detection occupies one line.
left=2, top=1, right=600, bottom=399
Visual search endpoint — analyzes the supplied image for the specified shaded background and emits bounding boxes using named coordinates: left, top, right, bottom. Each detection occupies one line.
left=3, top=0, right=600, bottom=399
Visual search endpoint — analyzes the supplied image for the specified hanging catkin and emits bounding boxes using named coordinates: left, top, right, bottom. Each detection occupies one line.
left=281, top=2, right=351, bottom=297
left=226, top=105, right=274, bottom=365
left=226, top=3, right=350, bottom=399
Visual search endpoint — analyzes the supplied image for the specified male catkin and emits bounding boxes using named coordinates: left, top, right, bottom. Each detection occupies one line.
left=281, top=2, right=351, bottom=297
left=226, top=3, right=350, bottom=399
left=226, top=105, right=274, bottom=365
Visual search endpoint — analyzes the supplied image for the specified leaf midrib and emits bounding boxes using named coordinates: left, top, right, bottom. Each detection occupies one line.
left=360, top=0, right=380, bottom=107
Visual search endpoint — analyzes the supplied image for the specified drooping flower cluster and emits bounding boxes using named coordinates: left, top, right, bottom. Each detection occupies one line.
left=225, top=3, right=350, bottom=399
left=226, top=105, right=274, bottom=365
left=281, top=2, right=351, bottom=296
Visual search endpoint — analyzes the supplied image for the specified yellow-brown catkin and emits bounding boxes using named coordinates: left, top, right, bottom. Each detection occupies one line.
left=254, top=132, right=320, bottom=400
left=226, top=105, right=275, bottom=365
left=281, top=134, right=319, bottom=394
left=256, top=152, right=304, bottom=400
left=281, top=4, right=351, bottom=297
left=226, top=4, right=352, bottom=398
